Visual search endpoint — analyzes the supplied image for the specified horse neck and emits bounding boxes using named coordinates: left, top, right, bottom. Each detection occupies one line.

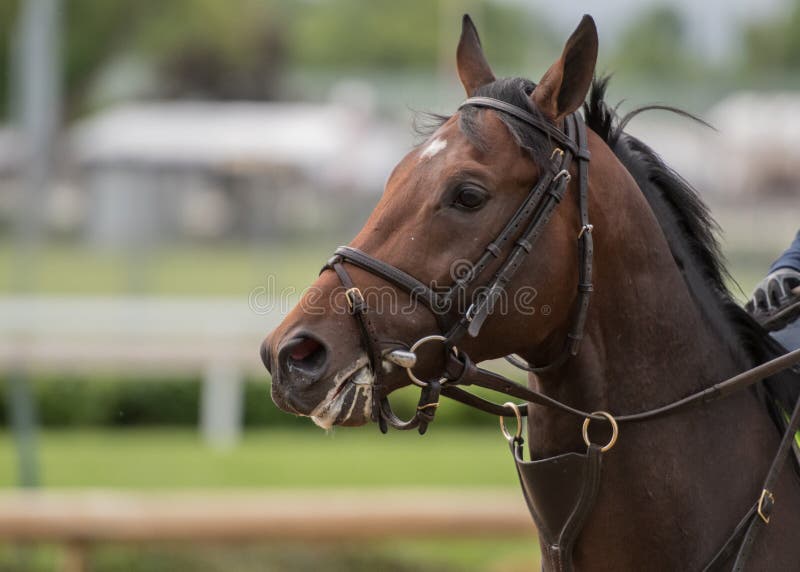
left=521, top=163, right=791, bottom=569
left=527, top=170, right=747, bottom=435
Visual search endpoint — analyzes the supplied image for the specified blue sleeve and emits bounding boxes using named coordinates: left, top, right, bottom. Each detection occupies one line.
left=770, top=230, right=800, bottom=272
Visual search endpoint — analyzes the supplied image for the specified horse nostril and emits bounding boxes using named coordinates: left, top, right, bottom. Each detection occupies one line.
left=288, top=337, right=327, bottom=371
left=278, top=335, right=329, bottom=383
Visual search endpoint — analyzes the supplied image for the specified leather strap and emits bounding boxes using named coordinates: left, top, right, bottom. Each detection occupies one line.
left=331, top=247, right=449, bottom=323
left=444, top=150, right=560, bottom=308
left=701, top=389, right=800, bottom=571
left=330, top=258, right=387, bottom=427
left=702, top=504, right=758, bottom=571
left=730, top=385, right=800, bottom=570
left=451, top=112, right=593, bottom=376
left=570, top=113, right=594, bottom=358
left=442, top=346, right=800, bottom=424
left=507, top=376, right=800, bottom=572
left=460, top=97, right=591, bottom=160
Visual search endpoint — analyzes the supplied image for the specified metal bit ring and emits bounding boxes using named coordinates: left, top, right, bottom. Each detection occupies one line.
left=500, top=401, right=523, bottom=442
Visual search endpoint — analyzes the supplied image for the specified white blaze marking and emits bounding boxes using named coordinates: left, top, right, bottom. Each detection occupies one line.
left=420, top=137, right=447, bottom=160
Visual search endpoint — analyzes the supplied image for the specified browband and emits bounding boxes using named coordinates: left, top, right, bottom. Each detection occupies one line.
left=459, top=96, right=591, bottom=161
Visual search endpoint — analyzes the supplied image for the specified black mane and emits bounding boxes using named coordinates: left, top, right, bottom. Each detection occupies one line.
left=583, top=77, right=799, bottom=423
left=584, top=76, right=728, bottom=293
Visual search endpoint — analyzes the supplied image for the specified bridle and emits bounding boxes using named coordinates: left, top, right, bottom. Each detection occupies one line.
left=321, top=96, right=800, bottom=571
left=324, top=96, right=594, bottom=433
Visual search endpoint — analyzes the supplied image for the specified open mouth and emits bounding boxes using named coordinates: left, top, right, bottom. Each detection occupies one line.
left=310, top=356, right=374, bottom=429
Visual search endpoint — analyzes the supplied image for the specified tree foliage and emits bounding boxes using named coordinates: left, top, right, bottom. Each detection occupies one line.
left=0, top=0, right=552, bottom=119
left=609, top=6, right=697, bottom=78
left=132, top=0, right=287, bottom=100
left=63, top=0, right=161, bottom=113
left=288, top=0, right=554, bottom=71
left=290, top=0, right=439, bottom=70
left=743, top=0, right=800, bottom=72
left=0, top=0, right=21, bottom=118
left=3, top=0, right=288, bottom=118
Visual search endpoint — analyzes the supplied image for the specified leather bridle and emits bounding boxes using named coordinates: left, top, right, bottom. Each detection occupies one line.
left=324, top=97, right=594, bottom=433
left=320, top=96, right=800, bottom=571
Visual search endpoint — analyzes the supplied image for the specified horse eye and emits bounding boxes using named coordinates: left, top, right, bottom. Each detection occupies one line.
left=453, top=186, right=487, bottom=211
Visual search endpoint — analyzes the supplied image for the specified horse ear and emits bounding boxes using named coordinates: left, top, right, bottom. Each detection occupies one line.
left=530, top=15, right=598, bottom=121
left=457, top=14, right=496, bottom=97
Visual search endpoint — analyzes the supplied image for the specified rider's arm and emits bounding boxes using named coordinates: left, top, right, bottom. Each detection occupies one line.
left=746, top=229, right=800, bottom=326
left=770, top=230, right=800, bottom=273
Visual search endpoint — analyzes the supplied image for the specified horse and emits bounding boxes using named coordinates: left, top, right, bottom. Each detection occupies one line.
left=260, top=14, right=800, bottom=571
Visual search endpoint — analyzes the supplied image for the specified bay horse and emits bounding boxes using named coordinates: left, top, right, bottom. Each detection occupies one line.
left=261, top=15, right=800, bottom=571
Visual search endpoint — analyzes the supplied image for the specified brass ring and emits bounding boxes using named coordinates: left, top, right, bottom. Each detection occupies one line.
left=499, top=402, right=522, bottom=442
left=405, top=335, right=458, bottom=388
left=581, top=411, right=619, bottom=453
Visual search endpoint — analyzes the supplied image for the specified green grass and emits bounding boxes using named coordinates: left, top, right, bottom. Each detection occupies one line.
left=0, top=427, right=519, bottom=489
left=0, top=427, right=539, bottom=571
left=0, top=241, right=779, bottom=297
left=0, top=242, right=331, bottom=295
left=0, top=539, right=540, bottom=572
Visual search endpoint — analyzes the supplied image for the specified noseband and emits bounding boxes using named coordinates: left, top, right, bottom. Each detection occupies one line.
left=323, top=97, right=594, bottom=433
left=320, top=96, right=800, bottom=571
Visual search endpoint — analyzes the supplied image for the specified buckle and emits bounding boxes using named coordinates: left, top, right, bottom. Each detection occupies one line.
left=553, top=169, right=571, bottom=184
left=757, top=489, right=774, bottom=524
left=465, top=303, right=478, bottom=323
left=345, top=287, right=363, bottom=311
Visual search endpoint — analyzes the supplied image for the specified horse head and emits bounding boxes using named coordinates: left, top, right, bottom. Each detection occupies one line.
left=261, top=15, right=605, bottom=429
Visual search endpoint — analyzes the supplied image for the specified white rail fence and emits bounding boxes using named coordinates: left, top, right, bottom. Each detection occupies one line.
left=0, top=296, right=282, bottom=447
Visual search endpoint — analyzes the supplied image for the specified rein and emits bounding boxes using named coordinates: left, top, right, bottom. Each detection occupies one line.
left=321, top=97, right=800, bottom=571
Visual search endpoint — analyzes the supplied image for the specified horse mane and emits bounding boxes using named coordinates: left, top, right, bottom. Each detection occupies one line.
left=583, top=76, right=800, bottom=429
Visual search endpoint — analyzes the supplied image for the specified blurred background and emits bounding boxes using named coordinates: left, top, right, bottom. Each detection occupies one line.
left=1, top=0, right=799, bottom=570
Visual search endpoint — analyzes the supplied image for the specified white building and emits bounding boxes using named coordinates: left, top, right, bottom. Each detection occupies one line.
left=69, top=100, right=407, bottom=246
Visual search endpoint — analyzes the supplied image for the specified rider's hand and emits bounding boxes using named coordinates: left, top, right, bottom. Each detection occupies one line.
left=746, top=267, right=800, bottom=316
